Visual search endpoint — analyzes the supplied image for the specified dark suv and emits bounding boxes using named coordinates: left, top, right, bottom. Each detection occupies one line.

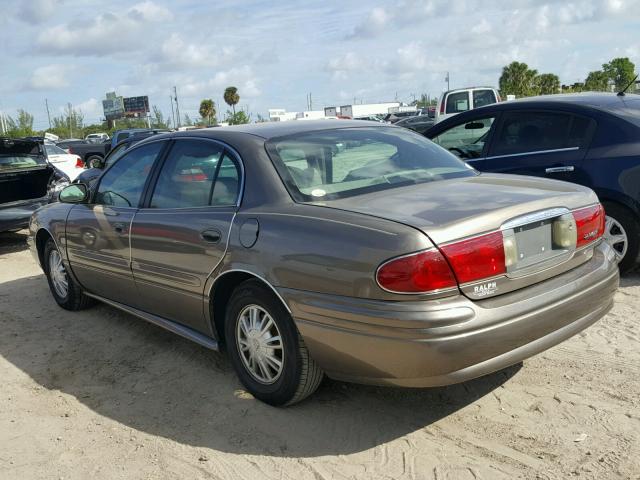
left=424, top=93, right=640, bottom=272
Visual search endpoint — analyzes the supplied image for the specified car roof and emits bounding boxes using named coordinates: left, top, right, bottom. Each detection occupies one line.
left=161, top=119, right=393, bottom=141
left=503, top=92, right=640, bottom=110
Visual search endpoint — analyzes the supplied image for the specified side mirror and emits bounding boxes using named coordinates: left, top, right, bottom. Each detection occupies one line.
left=59, top=184, right=88, bottom=204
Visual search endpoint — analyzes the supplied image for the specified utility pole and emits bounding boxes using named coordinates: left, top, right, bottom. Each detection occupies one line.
left=169, top=95, right=176, bottom=129
left=173, top=86, right=181, bottom=127
left=45, top=99, right=52, bottom=129
left=445, top=72, right=450, bottom=91
left=309, top=92, right=312, bottom=111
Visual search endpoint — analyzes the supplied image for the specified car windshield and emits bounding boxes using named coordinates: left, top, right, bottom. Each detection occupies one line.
left=266, top=126, right=475, bottom=201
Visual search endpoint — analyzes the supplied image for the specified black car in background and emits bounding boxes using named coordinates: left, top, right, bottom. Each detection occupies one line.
left=394, top=114, right=435, bottom=134
left=0, top=138, right=69, bottom=232
left=73, top=130, right=166, bottom=185
left=424, top=93, right=640, bottom=272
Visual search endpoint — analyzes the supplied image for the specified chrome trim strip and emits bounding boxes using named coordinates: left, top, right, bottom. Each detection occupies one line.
left=501, top=207, right=570, bottom=230
left=209, top=268, right=293, bottom=314
left=83, top=292, right=219, bottom=351
left=484, top=146, right=579, bottom=160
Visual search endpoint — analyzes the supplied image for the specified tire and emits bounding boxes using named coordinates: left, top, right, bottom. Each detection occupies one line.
left=225, top=279, right=323, bottom=406
left=43, top=238, right=94, bottom=310
left=86, top=155, right=103, bottom=169
left=602, top=202, right=640, bottom=274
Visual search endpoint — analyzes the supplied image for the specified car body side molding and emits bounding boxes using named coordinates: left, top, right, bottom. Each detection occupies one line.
left=83, top=292, right=219, bottom=350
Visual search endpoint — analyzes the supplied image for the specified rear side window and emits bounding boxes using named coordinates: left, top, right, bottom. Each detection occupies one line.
left=150, top=140, right=223, bottom=209
left=266, top=126, right=475, bottom=201
left=446, top=92, right=470, bottom=114
left=491, top=112, right=574, bottom=156
left=473, top=90, right=497, bottom=108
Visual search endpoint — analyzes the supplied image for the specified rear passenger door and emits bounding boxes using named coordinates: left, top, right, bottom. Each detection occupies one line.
left=475, top=110, right=595, bottom=182
left=129, top=138, right=242, bottom=333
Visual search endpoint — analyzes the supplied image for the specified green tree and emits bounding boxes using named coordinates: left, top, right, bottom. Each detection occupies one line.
left=534, top=73, right=560, bottom=95
left=584, top=70, right=610, bottom=91
left=225, top=110, right=250, bottom=125
left=602, top=57, right=636, bottom=91
left=198, top=99, right=216, bottom=125
left=4, top=109, right=35, bottom=137
left=183, top=114, right=194, bottom=126
left=151, top=105, right=168, bottom=128
left=499, top=61, right=539, bottom=97
left=223, top=86, right=240, bottom=115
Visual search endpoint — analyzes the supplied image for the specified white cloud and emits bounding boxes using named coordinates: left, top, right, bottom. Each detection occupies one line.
left=180, top=66, right=261, bottom=99
left=75, top=98, right=103, bottom=120
left=18, top=0, right=60, bottom=25
left=28, top=64, right=71, bottom=90
left=159, top=34, right=235, bottom=69
left=35, top=1, right=172, bottom=55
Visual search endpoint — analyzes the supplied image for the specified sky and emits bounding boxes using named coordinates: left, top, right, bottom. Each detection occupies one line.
left=1, top=0, right=639, bottom=130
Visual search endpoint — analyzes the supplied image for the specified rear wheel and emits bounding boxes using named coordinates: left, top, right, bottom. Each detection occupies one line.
left=225, top=279, right=323, bottom=406
left=43, top=238, right=94, bottom=310
left=87, top=155, right=103, bottom=168
left=602, top=203, right=639, bottom=274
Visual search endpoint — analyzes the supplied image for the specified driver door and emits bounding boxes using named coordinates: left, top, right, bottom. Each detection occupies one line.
left=65, top=141, right=167, bottom=307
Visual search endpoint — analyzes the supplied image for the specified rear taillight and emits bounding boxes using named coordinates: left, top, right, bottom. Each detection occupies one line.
left=67, top=147, right=74, bottom=154
left=75, top=157, right=84, bottom=168
left=573, top=204, right=605, bottom=248
left=440, top=231, right=506, bottom=284
left=376, top=249, right=457, bottom=293
left=439, top=98, right=445, bottom=114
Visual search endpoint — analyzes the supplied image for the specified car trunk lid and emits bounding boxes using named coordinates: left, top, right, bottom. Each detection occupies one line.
left=323, top=173, right=602, bottom=299
left=0, top=138, right=53, bottom=204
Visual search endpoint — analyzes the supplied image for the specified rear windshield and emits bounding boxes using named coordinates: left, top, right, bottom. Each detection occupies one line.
left=0, top=155, right=47, bottom=170
left=265, top=126, right=475, bottom=201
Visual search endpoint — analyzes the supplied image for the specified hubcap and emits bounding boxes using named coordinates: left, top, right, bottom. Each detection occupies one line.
left=604, top=215, right=628, bottom=263
left=236, top=305, right=284, bottom=384
left=49, top=249, right=69, bottom=298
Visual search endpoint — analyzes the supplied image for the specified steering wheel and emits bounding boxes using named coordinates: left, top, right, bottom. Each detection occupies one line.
left=448, top=147, right=469, bottom=159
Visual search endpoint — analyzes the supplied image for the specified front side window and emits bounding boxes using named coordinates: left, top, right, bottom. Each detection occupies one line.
left=150, top=140, right=223, bottom=209
left=266, top=127, right=475, bottom=201
left=446, top=92, right=470, bottom=114
left=95, top=142, right=163, bottom=207
left=431, top=117, right=495, bottom=159
left=104, top=143, right=129, bottom=169
left=491, top=111, right=573, bottom=156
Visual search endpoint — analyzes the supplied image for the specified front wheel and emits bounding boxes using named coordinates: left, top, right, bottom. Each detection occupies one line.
left=225, top=279, right=323, bottom=406
left=43, top=238, right=94, bottom=310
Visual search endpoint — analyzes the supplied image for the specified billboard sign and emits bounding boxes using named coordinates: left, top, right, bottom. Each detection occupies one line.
left=123, top=96, right=150, bottom=117
left=102, top=92, right=124, bottom=120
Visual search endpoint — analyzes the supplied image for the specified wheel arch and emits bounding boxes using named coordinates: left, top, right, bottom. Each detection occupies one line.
left=208, top=269, right=291, bottom=346
left=35, top=227, right=55, bottom=270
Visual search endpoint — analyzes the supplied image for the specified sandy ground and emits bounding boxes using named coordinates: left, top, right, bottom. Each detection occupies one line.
left=0, top=230, right=638, bottom=480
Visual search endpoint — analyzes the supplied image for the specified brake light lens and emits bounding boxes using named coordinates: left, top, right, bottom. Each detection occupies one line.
left=440, top=231, right=506, bottom=284
left=376, top=249, right=457, bottom=293
left=573, top=204, right=605, bottom=248
left=75, top=157, right=84, bottom=168
left=439, top=98, right=445, bottom=114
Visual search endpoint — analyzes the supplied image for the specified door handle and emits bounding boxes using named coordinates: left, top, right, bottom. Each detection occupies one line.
left=200, top=229, right=222, bottom=244
left=545, top=166, right=574, bottom=173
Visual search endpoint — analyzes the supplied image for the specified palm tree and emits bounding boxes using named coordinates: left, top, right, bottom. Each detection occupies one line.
left=223, top=86, right=240, bottom=115
left=199, top=99, right=215, bottom=125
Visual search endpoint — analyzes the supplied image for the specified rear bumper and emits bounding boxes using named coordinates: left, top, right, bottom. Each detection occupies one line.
left=0, top=198, right=48, bottom=232
left=282, top=241, right=618, bottom=387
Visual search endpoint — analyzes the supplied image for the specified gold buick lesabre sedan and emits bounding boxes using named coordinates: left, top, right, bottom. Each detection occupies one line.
left=29, top=121, right=618, bottom=405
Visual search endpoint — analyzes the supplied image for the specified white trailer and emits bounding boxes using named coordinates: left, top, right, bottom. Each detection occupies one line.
left=339, top=102, right=400, bottom=119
